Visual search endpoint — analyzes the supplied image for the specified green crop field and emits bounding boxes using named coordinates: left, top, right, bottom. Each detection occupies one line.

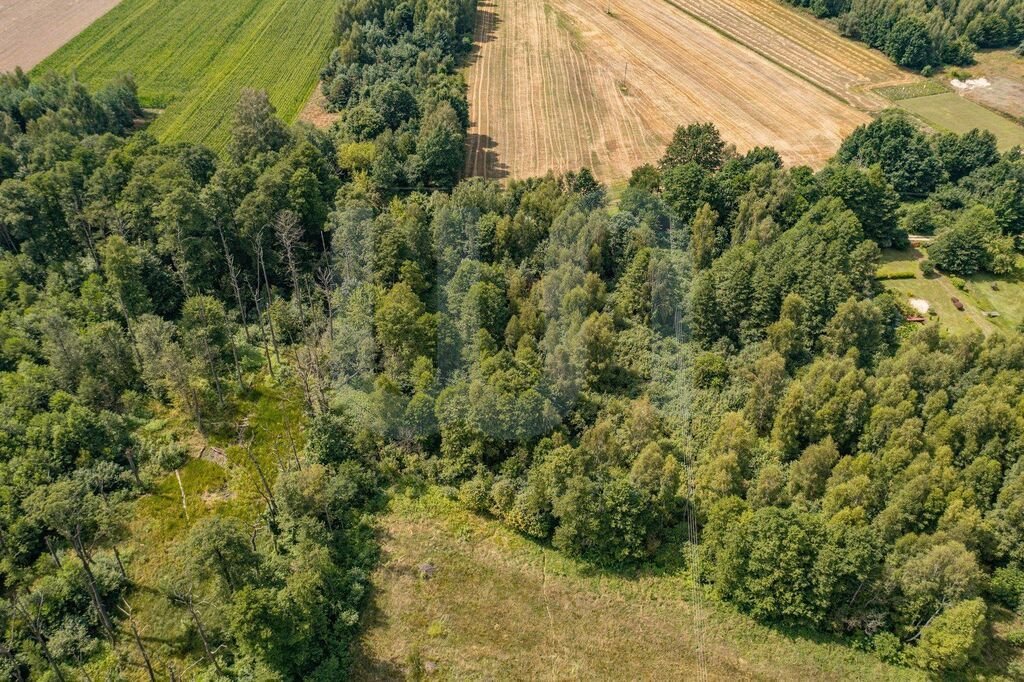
left=872, top=80, right=949, bottom=101
left=33, top=0, right=335, bottom=151
left=896, top=92, right=1024, bottom=151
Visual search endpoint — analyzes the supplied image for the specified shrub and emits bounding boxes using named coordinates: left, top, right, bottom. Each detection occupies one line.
left=920, top=260, right=936, bottom=277
left=458, top=472, right=493, bottom=513
left=989, top=566, right=1024, bottom=610
left=871, top=632, right=904, bottom=664
left=305, top=411, right=359, bottom=464
left=912, top=598, right=987, bottom=672
left=880, top=270, right=916, bottom=280
left=901, top=201, right=947, bottom=235
left=692, top=352, right=729, bottom=389
left=489, top=477, right=517, bottom=517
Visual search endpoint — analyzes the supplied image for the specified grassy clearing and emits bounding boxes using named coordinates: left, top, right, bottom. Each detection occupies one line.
left=80, top=380, right=305, bottom=679
left=352, top=488, right=922, bottom=681
left=896, top=92, right=1024, bottom=150
left=878, top=248, right=1024, bottom=336
left=930, top=50, right=1024, bottom=122
left=33, top=0, right=335, bottom=151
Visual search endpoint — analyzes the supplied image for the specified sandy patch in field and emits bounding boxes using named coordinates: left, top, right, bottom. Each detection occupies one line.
left=0, top=0, right=122, bottom=73
left=951, top=78, right=991, bottom=91
left=465, top=0, right=917, bottom=182
left=298, top=83, right=340, bottom=129
left=955, top=51, right=1024, bottom=121
left=909, top=298, right=930, bottom=315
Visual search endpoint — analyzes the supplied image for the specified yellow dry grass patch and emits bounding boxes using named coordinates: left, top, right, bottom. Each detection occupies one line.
left=352, top=489, right=922, bottom=681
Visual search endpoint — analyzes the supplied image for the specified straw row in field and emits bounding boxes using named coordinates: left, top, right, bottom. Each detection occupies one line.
left=664, top=0, right=916, bottom=109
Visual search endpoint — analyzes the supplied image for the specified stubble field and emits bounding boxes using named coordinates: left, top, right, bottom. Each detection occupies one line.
left=464, top=0, right=917, bottom=181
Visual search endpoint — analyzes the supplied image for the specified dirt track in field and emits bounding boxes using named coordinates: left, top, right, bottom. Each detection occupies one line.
left=464, top=0, right=919, bottom=181
left=0, top=0, right=122, bottom=73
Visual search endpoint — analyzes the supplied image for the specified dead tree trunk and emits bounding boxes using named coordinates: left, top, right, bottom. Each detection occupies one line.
left=43, top=536, right=62, bottom=569
left=124, top=447, right=143, bottom=486
left=70, top=534, right=117, bottom=644
left=113, top=546, right=128, bottom=581
left=218, top=226, right=251, bottom=345
left=182, top=598, right=221, bottom=675
left=14, top=596, right=65, bottom=682
left=248, top=281, right=276, bottom=379
left=120, top=601, right=156, bottom=682
left=254, top=234, right=281, bottom=364
left=241, top=439, right=277, bottom=516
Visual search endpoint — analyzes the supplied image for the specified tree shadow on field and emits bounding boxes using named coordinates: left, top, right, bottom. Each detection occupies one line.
left=348, top=527, right=406, bottom=681
left=463, top=0, right=502, bottom=70
left=464, top=132, right=510, bottom=180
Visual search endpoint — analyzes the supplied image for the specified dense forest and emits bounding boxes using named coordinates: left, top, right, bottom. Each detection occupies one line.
left=1, top=0, right=1024, bottom=678
left=786, top=0, right=1024, bottom=68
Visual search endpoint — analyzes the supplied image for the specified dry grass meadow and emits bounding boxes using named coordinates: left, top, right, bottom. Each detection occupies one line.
left=464, top=0, right=918, bottom=181
left=351, top=490, right=923, bottom=681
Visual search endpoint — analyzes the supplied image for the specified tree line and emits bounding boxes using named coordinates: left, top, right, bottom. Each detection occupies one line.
left=786, top=0, right=1024, bottom=69
left=322, top=119, right=1023, bottom=674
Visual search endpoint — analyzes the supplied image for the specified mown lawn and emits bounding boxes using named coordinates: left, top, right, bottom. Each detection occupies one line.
left=878, top=248, right=1024, bottom=336
left=33, top=0, right=335, bottom=151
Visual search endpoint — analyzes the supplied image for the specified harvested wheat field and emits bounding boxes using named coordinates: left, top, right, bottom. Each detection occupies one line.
left=0, top=0, right=122, bottom=73
left=666, top=0, right=915, bottom=110
left=465, top=0, right=918, bottom=181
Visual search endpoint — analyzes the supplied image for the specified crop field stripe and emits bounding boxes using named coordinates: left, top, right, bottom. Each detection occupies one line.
left=153, top=0, right=293, bottom=134
left=680, top=0, right=899, bottom=79
left=36, top=0, right=335, bottom=150
left=48, top=0, right=162, bottom=74
left=151, top=0, right=332, bottom=146
left=560, top=15, right=587, bottom=167
left=662, top=0, right=919, bottom=109
left=465, top=2, right=489, bottom=175
left=658, top=0, right=853, bottom=108
left=566, top=10, right=603, bottom=173
left=539, top=5, right=565, bottom=170
left=560, top=13, right=590, bottom=168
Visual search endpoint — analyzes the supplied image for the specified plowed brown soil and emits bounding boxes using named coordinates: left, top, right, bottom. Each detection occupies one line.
left=464, top=0, right=918, bottom=181
left=0, top=0, right=121, bottom=73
